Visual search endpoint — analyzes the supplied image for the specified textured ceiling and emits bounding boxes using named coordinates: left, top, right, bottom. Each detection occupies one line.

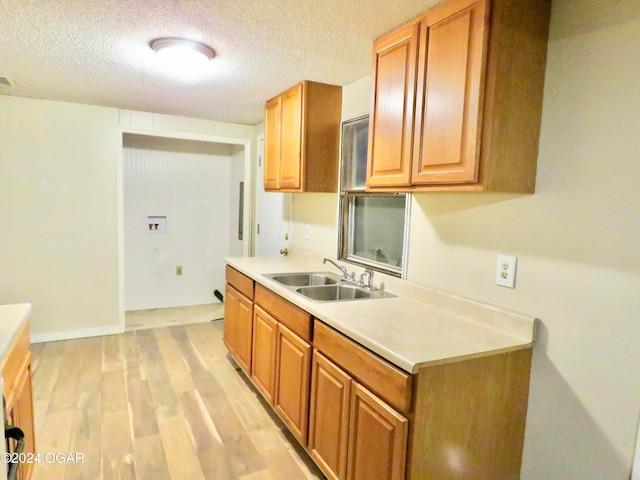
left=0, top=0, right=439, bottom=125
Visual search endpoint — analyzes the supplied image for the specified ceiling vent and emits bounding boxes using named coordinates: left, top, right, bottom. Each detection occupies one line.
left=0, top=75, right=16, bottom=87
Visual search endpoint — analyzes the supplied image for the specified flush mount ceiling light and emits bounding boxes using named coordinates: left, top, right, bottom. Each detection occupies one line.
left=0, top=75, right=16, bottom=87
left=150, top=37, right=216, bottom=66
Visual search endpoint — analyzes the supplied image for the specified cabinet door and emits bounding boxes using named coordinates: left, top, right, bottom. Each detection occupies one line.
left=412, top=0, right=488, bottom=184
left=347, top=383, right=408, bottom=480
left=279, top=83, right=303, bottom=190
left=274, top=323, right=311, bottom=445
left=223, top=284, right=236, bottom=353
left=308, top=351, right=352, bottom=480
left=264, top=95, right=282, bottom=190
left=367, top=22, right=420, bottom=188
left=251, top=306, right=278, bottom=404
left=7, top=361, right=35, bottom=480
left=223, top=284, right=254, bottom=374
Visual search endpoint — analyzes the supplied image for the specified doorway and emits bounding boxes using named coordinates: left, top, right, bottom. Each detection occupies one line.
left=117, top=129, right=252, bottom=332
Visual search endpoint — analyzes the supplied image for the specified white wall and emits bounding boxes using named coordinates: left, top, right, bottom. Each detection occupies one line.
left=291, top=193, right=338, bottom=257
left=0, top=98, right=121, bottom=337
left=0, top=96, right=254, bottom=339
left=123, top=135, right=235, bottom=310
left=288, top=0, right=640, bottom=478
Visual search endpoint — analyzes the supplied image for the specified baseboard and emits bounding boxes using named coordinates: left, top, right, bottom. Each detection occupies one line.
left=31, top=325, right=124, bottom=343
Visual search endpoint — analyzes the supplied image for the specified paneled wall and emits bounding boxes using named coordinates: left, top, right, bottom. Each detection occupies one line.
left=123, top=134, right=240, bottom=310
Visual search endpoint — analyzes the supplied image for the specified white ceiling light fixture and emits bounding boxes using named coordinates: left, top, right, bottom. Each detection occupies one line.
left=150, top=37, right=216, bottom=68
left=0, top=75, right=16, bottom=87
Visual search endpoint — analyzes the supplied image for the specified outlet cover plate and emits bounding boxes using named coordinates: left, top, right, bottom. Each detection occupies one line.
left=496, top=254, right=517, bottom=288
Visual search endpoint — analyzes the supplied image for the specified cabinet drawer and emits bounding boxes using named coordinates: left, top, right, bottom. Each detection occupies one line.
left=226, top=265, right=255, bottom=300
left=313, top=321, right=412, bottom=413
left=2, top=319, right=30, bottom=403
left=255, top=284, right=312, bottom=342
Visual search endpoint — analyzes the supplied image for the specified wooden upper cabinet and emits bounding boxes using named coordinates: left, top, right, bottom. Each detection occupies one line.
left=264, top=80, right=342, bottom=192
left=280, top=84, right=303, bottom=189
left=264, top=96, right=282, bottom=190
left=412, top=0, right=487, bottom=185
left=367, top=22, right=420, bottom=188
left=367, top=0, right=551, bottom=193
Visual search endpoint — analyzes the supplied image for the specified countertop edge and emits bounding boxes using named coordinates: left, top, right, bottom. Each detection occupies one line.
left=409, top=343, right=535, bottom=373
left=0, top=303, right=32, bottom=364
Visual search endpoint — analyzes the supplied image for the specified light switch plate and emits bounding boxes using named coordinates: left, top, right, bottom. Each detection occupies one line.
left=496, top=254, right=517, bottom=288
left=304, top=224, right=311, bottom=239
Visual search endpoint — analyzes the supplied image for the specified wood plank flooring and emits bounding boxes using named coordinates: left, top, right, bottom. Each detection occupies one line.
left=125, top=304, right=225, bottom=331
left=30, top=320, right=324, bottom=480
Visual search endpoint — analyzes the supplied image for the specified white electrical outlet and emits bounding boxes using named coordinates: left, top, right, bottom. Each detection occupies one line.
left=495, top=254, right=517, bottom=288
left=304, top=224, right=311, bottom=239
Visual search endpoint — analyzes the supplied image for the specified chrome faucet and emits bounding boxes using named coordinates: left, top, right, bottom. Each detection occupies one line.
left=322, top=258, right=355, bottom=283
left=358, top=268, right=375, bottom=290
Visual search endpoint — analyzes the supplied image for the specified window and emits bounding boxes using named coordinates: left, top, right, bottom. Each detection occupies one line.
left=338, top=116, right=409, bottom=277
left=340, top=115, right=369, bottom=190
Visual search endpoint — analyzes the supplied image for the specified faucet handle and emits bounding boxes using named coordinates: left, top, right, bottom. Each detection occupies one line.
left=359, top=269, right=375, bottom=289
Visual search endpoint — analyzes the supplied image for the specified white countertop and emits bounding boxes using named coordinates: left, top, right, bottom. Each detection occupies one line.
left=226, top=253, right=537, bottom=374
left=0, top=303, right=31, bottom=363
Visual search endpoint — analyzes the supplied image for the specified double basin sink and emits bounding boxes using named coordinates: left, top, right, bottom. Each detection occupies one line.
left=263, top=272, right=396, bottom=302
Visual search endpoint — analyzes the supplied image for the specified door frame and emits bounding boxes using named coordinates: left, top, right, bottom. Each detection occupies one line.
left=115, top=126, right=253, bottom=333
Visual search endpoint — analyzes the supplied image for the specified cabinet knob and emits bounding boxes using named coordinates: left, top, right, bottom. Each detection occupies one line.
left=280, top=248, right=289, bottom=256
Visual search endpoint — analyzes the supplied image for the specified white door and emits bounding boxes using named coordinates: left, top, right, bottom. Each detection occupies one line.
left=255, top=136, right=291, bottom=257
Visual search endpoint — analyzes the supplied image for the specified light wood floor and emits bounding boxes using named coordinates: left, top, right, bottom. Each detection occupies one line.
left=30, top=320, right=324, bottom=480
left=125, top=304, right=225, bottom=331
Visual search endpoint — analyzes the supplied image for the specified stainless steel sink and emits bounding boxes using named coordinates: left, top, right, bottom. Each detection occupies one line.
left=264, top=272, right=339, bottom=287
left=263, top=271, right=396, bottom=302
left=295, top=285, right=396, bottom=302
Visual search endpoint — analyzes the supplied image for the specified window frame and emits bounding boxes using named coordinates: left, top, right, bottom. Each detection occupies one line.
left=337, top=115, right=410, bottom=278
left=338, top=192, right=410, bottom=278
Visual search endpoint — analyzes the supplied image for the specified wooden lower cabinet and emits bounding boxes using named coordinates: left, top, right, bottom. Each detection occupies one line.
left=274, top=323, right=312, bottom=445
left=407, top=349, right=533, bottom=479
left=251, top=305, right=278, bottom=403
left=308, top=350, right=408, bottom=480
left=8, top=363, right=35, bottom=480
left=308, top=351, right=352, bottom=480
left=223, top=266, right=533, bottom=480
left=2, top=320, right=36, bottom=480
left=347, top=383, right=408, bottom=480
left=311, top=321, right=532, bottom=480
left=246, top=301, right=312, bottom=446
left=223, top=283, right=254, bottom=374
